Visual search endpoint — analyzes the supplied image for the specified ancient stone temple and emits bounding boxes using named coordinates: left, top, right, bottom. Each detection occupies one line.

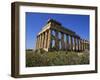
left=35, top=19, right=89, bottom=51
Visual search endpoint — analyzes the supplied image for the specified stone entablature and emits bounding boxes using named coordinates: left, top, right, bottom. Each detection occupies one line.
left=36, top=19, right=89, bottom=51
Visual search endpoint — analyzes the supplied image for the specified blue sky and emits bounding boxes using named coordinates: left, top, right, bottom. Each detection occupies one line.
left=26, top=12, right=89, bottom=49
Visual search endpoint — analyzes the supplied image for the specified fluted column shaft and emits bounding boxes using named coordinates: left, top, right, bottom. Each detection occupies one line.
left=61, top=32, right=65, bottom=50
left=79, top=39, right=81, bottom=51
left=39, top=34, right=42, bottom=48
left=70, top=36, right=73, bottom=51
left=74, top=37, right=76, bottom=51
left=55, top=30, right=59, bottom=50
left=36, top=36, right=39, bottom=49
left=41, top=33, right=43, bottom=48
left=44, top=31, right=47, bottom=48
left=66, top=34, right=69, bottom=50
left=77, top=38, right=80, bottom=51
left=81, top=39, right=83, bottom=51
left=83, top=39, right=84, bottom=51
left=47, top=29, right=52, bottom=51
left=37, top=35, right=39, bottom=48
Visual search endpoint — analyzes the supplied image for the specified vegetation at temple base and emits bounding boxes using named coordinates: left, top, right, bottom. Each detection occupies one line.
left=26, top=49, right=89, bottom=67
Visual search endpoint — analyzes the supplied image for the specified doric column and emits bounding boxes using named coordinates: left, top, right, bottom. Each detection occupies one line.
left=81, top=39, right=83, bottom=51
left=77, top=38, right=80, bottom=51
left=36, top=36, right=37, bottom=49
left=39, top=34, right=42, bottom=48
left=82, top=40, right=84, bottom=51
left=79, top=39, right=81, bottom=51
left=47, top=29, right=52, bottom=51
left=85, top=42, right=87, bottom=49
left=40, top=34, right=43, bottom=48
left=76, top=38, right=78, bottom=51
left=66, top=34, right=69, bottom=50
left=42, top=32, right=45, bottom=48
left=37, top=35, right=40, bottom=48
left=41, top=33, right=43, bottom=48
left=74, top=37, right=76, bottom=51
left=44, top=31, right=47, bottom=48
left=41, top=33, right=44, bottom=48
left=83, top=39, right=85, bottom=51
left=80, top=39, right=82, bottom=51
left=39, top=35, right=41, bottom=48
left=61, top=32, right=65, bottom=50
left=36, top=36, right=39, bottom=49
left=70, top=35, right=73, bottom=51
left=55, top=30, right=59, bottom=50
left=46, top=31, right=48, bottom=48
left=85, top=40, right=86, bottom=50
left=37, top=36, right=40, bottom=49
left=78, top=39, right=81, bottom=51
left=83, top=40, right=85, bottom=50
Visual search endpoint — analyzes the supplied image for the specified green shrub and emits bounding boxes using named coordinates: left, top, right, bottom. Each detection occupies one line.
left=26, top=49, right=89, bottom=67
left=79, top=53, right=89, bottom=64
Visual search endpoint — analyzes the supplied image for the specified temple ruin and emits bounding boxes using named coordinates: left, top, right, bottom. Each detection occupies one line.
left=35, top=19, right=89, bottom=52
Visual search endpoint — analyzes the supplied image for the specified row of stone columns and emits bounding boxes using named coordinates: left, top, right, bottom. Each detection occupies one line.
left=49, top=29, right=89, bottom=51
left=36, top=29, right=52, bottom=51
left=36, top=29, right=89, bottom=51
